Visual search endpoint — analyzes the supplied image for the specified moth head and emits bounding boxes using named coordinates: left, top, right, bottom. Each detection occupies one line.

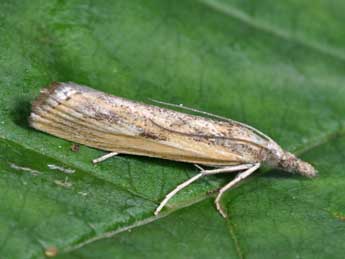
left=279, top=152, right=317, bottom=178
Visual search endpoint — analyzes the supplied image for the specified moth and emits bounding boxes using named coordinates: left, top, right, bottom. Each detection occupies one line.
left=29, top=82, right=317, bottom=218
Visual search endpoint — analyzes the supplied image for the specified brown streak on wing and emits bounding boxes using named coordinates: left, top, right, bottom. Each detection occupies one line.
left=149, top=118, right=271, bottom=151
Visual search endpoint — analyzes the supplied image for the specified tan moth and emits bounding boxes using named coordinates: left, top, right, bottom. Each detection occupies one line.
left=29, top=82, right=317, bottom=217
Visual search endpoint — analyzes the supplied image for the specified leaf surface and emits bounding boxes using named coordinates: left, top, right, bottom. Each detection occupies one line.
left=0, top=0, right=344, bottom=258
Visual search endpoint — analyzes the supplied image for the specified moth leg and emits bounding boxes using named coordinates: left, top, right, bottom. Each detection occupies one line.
left=202, top=164, right=254, bottom=175
left=154, top=172, right=204, bottom=215
left=92, top=152, right=118, bottom=164
left=215, top=163, right=261, bottom=218
left=194, top=164, right=205, bottom=171
left=154, top=163, right=254, bottom=216
left=201, top=164, right=255, bottom=195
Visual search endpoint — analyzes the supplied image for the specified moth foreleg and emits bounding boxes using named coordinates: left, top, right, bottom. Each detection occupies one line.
left=215, top=163, right=261, bottom=218
left=154, top=163, right=254, bottom=216
left=154, top=172, right=204, bottom=216
left=92, top=152, right=118, bottom=164
left=201, top=164, right=255, bottom=175
left=194, top=164, right=205, bottom=171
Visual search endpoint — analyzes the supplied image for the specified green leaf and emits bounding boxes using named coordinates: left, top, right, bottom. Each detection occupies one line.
left=1, top=0, right=345, bottom=258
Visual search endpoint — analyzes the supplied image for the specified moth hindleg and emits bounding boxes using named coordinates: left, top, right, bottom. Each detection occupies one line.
left=215, top=163, right=261, bottom=218
left=154, top=163, right=255, bottom=216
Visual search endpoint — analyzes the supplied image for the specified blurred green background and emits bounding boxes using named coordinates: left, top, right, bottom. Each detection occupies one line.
left=0, top=0, right=345, bottom=258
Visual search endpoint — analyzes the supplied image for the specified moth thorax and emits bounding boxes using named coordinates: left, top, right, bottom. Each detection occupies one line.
left=279, top=151, right=317, bottom=178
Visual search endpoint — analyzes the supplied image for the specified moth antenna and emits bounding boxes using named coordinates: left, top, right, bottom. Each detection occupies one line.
left=149, top=98, right=275, bottom=143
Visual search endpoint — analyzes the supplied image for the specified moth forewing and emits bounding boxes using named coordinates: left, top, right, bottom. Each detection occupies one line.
left=30, top=82, right=317, bottom=218
left=30, top=82, right=264, bottom=165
